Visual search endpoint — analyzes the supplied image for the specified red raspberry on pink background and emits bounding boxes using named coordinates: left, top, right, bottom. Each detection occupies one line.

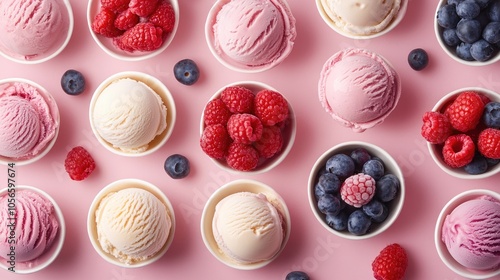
left=442, top=134, right=475, bottom=168
left=445, top=91, right=485, bottom=132
left=114, top=22, right=163, bottom=52
left=129, top=0, right=159, bottom=17
left=200, top=124, right=231, bottom=159
left=421, top=111, right=453, bottom=144
left=221, top=86, right=254, bottom=113
left=64, top=146, right=96, bottom=181
left=340, top=173, right=376, bottom=208
left=254, top=89, right=289, bottom=126
left=227, top=113, right=263, bottom=144
left=478, top=128, right=500, bottom=159
left=254, top=125, right=283, bottom=158
left=203, top=98, right=232, bottom=126
left=148, top=1, right=176, bottom=33
left=226, top=143, right=259, bottom=171
left=92, top=8, right=123, bottom=38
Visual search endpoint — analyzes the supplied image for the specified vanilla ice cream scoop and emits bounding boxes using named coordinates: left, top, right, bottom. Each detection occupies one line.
left=212, top=192, right=284, bottom=264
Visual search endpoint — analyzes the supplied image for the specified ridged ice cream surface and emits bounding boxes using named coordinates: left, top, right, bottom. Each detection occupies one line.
left=95, top=188, right=171, bottom=265
left=212, top=192, right=284, bottom=264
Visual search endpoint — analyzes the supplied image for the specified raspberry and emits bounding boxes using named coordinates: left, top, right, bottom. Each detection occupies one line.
left=445, top=91, right=485, bottom=132
left=340, top=173, right=376, bottom=208
left=148, top=1, right=176, bottom=33
left=203, top=98, right=232, bottom=126
left=129, top=0, right=159, bottom=17
left=92, top=8, right=123, bottom=38
left=221, top=86, right=254, bottom=113
left=114, top=22, right=163, bottom=52
left=101, top=0, right=130, bottom=12
left=254, top=125, right=283, bottom=158
left=64, top=146, right=96, bottom=181
left=227, top=113, right=263, bottom=144
left=372, top=243, right=408, bottom=280
left=478, top=128, right=500, bottom=159
left=226, top=143, right=259, bottom=171
left=254, top=89, right=289, bottom=126
left=114, top=9, right=139, bottom=30
left=421, top=111, right=454, bottom=144
left=442, top=134, right=475, bottom=168
left=200, top=124, right=231, bottom=159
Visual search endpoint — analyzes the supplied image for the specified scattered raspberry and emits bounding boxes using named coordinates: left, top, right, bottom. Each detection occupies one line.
left=92, top=8, right=123, bottom=38
left=114, top=9, right=139, bottom=31
left=64, top=146, right=96, bottom=181
left=478, top=128, right=500, bottom=159
left=340, top=173, right=376, bottom=208
left=227, top=113, right=263, bottom=144
left=442, top=134, right=475, bottom=168
left=445, top=91, right=485, bottom=132
left=254, top=125, right=283, bottom=158
left=226, top=143, right=259, bottom=171
left=203, top=98, right=232, bottom=126
left=200, top=124, right=231, bottom=159
left=114, top=22, right=163, bottom=52
left=129, top=0, right=159, bottom=17
left=254, top=89, right=289, bottom=126
left=421, top=111, right=454, bottom=144
left=221, top=86, right=254, bottom=114
left=372, top=243, right=408, bottom=280
left=148, top=1, right=176, bottom=33
left=101, top=0, right=129, bottom=13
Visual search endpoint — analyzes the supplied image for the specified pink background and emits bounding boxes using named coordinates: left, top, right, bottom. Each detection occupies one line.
left=1, top=0, right=500, bottom=279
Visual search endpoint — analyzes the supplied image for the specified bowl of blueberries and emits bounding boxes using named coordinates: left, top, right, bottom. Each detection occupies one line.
left=434, top=0, right=500, bottom=66
left=308, top=141, right=405, bottom=240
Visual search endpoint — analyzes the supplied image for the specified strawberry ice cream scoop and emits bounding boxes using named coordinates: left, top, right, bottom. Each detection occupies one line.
left=340, top=173, right=376, bottom=207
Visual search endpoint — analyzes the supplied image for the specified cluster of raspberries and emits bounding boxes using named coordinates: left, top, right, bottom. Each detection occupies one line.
left=200, top=85, right=290, bottom=171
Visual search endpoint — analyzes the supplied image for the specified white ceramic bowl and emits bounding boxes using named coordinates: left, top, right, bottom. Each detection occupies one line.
left=0, top=78, right=60, bottom=166
left=308, top=141, right=405, bottom=240
left=89, top=71, right=176, bottom=157
left=316, top=0, right=408, bottom=39
left=434, top=189, right=500, bottom=279
left=0, top=185, right=65, bottom=274
left=200, top=179, right=291, bottom=270
left=199, top=81, right=296, bottom=174
left=0, top=0, right=73, bottom=64
left=427, top=87, right=500, bottom=179
left=87, top=178, right=176, bottom=268
left=434, top=0, right=500, bottom=66
left=87, top=0, right=179, bottom=61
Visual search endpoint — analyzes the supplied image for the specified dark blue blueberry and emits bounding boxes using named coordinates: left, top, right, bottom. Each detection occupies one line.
left=486, top=157, right=500, bottom=167
left=314, top=182, right=326, bottom=199
left=456, top=19, right=482, bottom=43
left=376, top=174, right=400, bottom=202
left=362, top=159, right=385, bottom=180
left=476, top=0, right=492, bottom=9
left=285, top=271, right=310, bottom=280
left=61, top=69, right=85, bottom=95
left=457, top=0, right=481, bottom=19
left=475, top=8, right=491, bottom=28
left=362, top=200, right=389, bottom=223
left=464, top=153, right=489, bottom=174
left=326, top=211, right=348, bottom=231
left=489, top=0, right=500, bottom=21
left=317, top=194, right=341, bottom=215
left=164, top=154, right=190, bottom=179
left=408, top=48, right=429, bottom=71
left=318, top=173, right=341, bottom=194
left=325, top=153, right=355, bottom=179
left=173, top=59, right=200, bottom=85
left=443, top=29, right=461, bottom=46
left=448, top=0, right=465, bottom=4
left=483, top=101, right=500, bottom=128
left=350, top=148, right=372, bottom=169
left=483, top=22, right=500, bottom=44
left=456, top=42, right=475, bottom=60
left=437, top=4, right=461, bottom=29
left=471, top=39, right=496, bottom=61
left=347, top=210, right=371, bottom=235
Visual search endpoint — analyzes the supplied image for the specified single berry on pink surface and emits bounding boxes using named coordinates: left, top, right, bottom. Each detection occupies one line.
left=254, top=89, right=289, bottom=126
left=442, top=134, right=475, bottom=168
left=226, top=113, right=263, bottom=144
left=64, top=146, right=96, bottom=181
left=221, top=86, right=254, bottom=114
left=340, top=173, right=376, bottom=208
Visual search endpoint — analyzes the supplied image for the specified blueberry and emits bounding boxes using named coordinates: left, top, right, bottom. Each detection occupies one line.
left=362, top=200, right=389, bottom=223
left=437, top=4, right=461, bottom=29
left=464, top=153, right=489, bottom=174
left=483, top=22, right=500, bottom=44
left=317, top=194, right=341, bottom=215
left=347, top=210, right=371, bottom=235
left=471, top=39, right=496, bottom=61
left=173, top=59, right=200, bottom=85
left=475, top=8, right=491, bottom=28
left=350, top=148, right=372, bottom=169
left=326, top=211, right=348, bottom=231
left=61, top=69, right=85, bottom=95
left=456, top=42, right=475, bottom=60
left=376, top=174, right=400, bottom=202
left=408, top=48, right=429, bottom=71
left=456, top=19, right=482, bottom=43
left=285, top=271, right=310, bottom=280
left=325, top=153, right=355, bottom=179
left=476, top=0, right=492, bottom=9
left=447, top=0, right=465, bottom=5
left=443, top=29, right=461, bottom=46
left=318, top=173, right=341, bottom=194
left=314, top=182, right=326, bottom=199
left=457, top=0, right=481, bottom=19
left=486, top=157, right=500, bottom=167
left=489, top=0, right=500, bottom=21
left=362, top=159, right=385, bottom=180
left=164, top=154, right=190, bottom=179
left=483, top=101, right=500, bottom=128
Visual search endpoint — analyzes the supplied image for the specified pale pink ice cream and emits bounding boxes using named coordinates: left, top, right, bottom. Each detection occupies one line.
left=0, top=190, right=59, bottom=263
left=209, top=0, right=296, bottom=71
left=0, top=0, right=70, bottom=60
left=0, top=82, right=59, bottom=160
left=441, top=195, right=500, bottom=271
left=212, top=192, right=285, bottom=264
left=318, top=48, right=401, bottom=132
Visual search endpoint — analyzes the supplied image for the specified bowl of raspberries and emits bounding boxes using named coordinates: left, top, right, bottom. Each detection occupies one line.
left=199, top=81, right=296, bottom=174
left=87, top=0, right=179, bottom=61
left=421, top=87, right=500, bottom=179
left=308, top=141, right=405, bottom=239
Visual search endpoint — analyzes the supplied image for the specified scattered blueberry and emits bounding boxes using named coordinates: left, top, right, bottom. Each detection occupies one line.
left=362, top=159, right=385, bottom=180
left=376, top=174, right=400, bottom=202
left=347, top=210, right=372, bottom=235
left=490, top=0, right=500, bottom=21
left=407, top=48, right=429, bottom=71
left=483, top=101, right=500, bottom=128
left=164, top=154, right=190, bottom=179
left=464, top=153, right=489, bottom=174
left=456, top=19, right=482, bottom=43
left=61, top=69, right=85, bottom=95
left=318, top=194, right=341, bottom=215
left=470, top=39, right=496, bottom=61
left=285, top=271, right=310, bottom=280
left=325, top=153, right=355, bottom=179
left=362, top=200, right=389, bottom=223
left=456, top=42, right=475, bottom=60
left=483, top=22, right=500, bottom=44
left=443, top=29, right=461, bottom=46
left=350, top=148, right=371, bottom=168
left=456, top=0, right=481, bottom=19
left=318, top=173, right=341, bottom=194
left=326, top=211, right=348, bottom=231
left=437, top=4, right=461, bottom=29
left=173, top=59, right=200, bottom=85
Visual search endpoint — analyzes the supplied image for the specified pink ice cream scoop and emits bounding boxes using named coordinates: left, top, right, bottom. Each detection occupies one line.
left=318, top=48, right=401, bottom=132
left=441, top=195, right=500, bottom=271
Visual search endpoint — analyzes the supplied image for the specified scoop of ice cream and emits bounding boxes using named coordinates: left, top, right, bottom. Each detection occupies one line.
left=212, top=192, right=284, bottom=264
left=320, top=0, right=401, bottom=36
left=318, top=48, right=401, bottom=132
left=441, top=195, right=500, bottom=271
left=92, top=78, right=167, bottom=153
left=95, top=188, right=171, bottom=265
left=0, top=190, right=59, bottom=263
